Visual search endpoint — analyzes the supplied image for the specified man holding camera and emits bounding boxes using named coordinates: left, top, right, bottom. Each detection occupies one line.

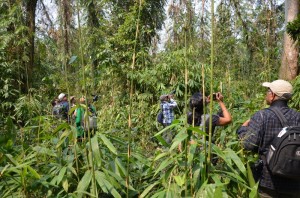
left=159, top=93, right=177, bottom=144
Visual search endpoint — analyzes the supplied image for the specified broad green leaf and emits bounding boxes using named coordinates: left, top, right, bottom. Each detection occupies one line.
left=62, top=178, right=69, bottom=192
left=155, top=134, right=168, bottom=147
left=91, top=135, right=102, bottom=167
left=5, top=154, right=18, bottom=166
left=115, top=157, right=126, bottom=176
left=226, top=148, right=247, bottom=177
left=174, top=175, right=185, bottom=187
left=247, top=162, right=256, bottom=188
left=169, top=132, right=188, bottom=151
left=95, top=171, right=108, bottom=193
left=77, top=170, right=92, bottom=193
left=187, top=126, right=208, bottom=136
left=214, top=186, right=223, bottom=198
left=57, top=167, right=67, bottom=184
left=139, top=182, right=160, bottom=198
left=154, top=157, right=175, bottom=176
left=102, top=177, right=122, bottom=198
left=32, top=146, right=56, bottom=157
left=27, top=165, right=41, bottom=179
left=99, top=133, right=118, bottom=155
left=249, top=183, right=259, bottom=198
left=153, top=152, right=168, bottom=161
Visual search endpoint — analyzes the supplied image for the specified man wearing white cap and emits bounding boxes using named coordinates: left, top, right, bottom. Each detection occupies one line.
left=57, top=93, right=69, bottom=121
left=237, top=80, right=300, bottom=197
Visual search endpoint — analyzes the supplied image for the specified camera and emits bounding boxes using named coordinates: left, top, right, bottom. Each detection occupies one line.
left=212, top=93, right=217, bottom=100
left=92, top=95, right=99, bottom=102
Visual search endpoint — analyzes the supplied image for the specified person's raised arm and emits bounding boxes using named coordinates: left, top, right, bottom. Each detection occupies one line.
left=215, top=92, right=232, bottom=126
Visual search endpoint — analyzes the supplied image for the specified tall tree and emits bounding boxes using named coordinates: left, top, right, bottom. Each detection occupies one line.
left=280, top=0, right=299, bottom=80
left=24, top=0, right=38, bottom=92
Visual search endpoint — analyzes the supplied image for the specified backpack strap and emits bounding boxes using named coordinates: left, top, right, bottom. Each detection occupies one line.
left=268, top=107, right=289, bottom=127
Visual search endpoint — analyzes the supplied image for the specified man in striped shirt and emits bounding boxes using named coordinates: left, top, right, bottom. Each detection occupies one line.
left=160, top=94, right=177, bottom=144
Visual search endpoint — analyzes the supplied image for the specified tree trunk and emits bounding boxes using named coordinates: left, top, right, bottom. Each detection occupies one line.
left=25, top=0, right=37, bottom=92
left=280, top=0, right=299, bottom=80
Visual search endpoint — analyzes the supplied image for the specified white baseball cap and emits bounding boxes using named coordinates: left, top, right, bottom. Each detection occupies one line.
left=262, top=79, right=293, bottom=100
left=58, top=93, right=66, bottom=101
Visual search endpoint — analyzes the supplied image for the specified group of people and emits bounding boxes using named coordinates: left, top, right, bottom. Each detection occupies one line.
left=159, top=90, right=232, bottom=144
left=159, top=79, right=300, bottom=197
left=51, top=93, right=97, bottom=139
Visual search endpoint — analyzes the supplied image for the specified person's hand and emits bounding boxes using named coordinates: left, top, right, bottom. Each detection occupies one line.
left=242, top=119, right=250, bottom=126
left=215, top=92, right=224, bottom=102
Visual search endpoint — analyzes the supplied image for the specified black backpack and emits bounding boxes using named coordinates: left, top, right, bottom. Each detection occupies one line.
left=265, top=108, right=300, bottom=180
left=157, top=104, right=163, bottom=124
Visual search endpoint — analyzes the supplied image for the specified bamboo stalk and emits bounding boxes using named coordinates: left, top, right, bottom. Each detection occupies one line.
left=76, top=0, right=97, bottom=196
left=127, top=0, right=142, bottom=197
left=207, top=0, right=215, bottom=177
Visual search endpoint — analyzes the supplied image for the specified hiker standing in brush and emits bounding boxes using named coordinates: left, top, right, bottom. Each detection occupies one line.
left=237, top=80, right=300, bottom=198
left=160, top=93, right=177, bottom=144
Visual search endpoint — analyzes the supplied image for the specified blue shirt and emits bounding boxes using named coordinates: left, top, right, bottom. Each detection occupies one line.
left=161, top=99, right=177, bottom=125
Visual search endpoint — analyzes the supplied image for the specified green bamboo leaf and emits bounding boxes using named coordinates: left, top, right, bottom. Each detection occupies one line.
left=187, top=126, right=208, bottom=136
left=169, top=132, right=188, bottom=151
left=57, top=167, right=67, bottom=184
left=214, top=186, right=223, bottom=198
left=54, top=122, right=69, bottom=134
left=247, top=162, right=256, bottom=188
left=226, top=148, right=246, bottom=177
left=27, top=165, right=40, bottom=179
left=249, top=182, right=259, bottom=198
left=32, top=146, right=57, bottom=157
left=115, top=157, right=126, bottom=176
left=153, top=152, right=168, bottom=161
left=153, top=125, right=173, bottom=137
left=104, top=169, right=134, bottom=190
left=151, top=190, right=167, bottom=198
left=174, top=175, right=185, bottom=187
left=154, top=157, right=175, bottom=176
left=62, top=178, right=69, bottom=192
left=99, top=133, right=118, bottom=155
left=101, top=177, right=122, bottom=198
left=139, top=182, right=160, bottom=198
left=214, top=170, right=247, bottom=185
left=91, top=135, right=102, bottom=167
left=77, top=170, right=92, bottom=193
left=95, top=171, right=108, bottom=193
left=1, top=164, right=10, bottom=175
left=5, top=154, right=18, bottom=166
left=56, top=130, right=71, bottom=149
left=67, top=164, right=78, bottom=176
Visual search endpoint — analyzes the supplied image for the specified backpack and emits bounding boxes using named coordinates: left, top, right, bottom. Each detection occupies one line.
left=84, top=104, right=97, bottom=130
left=157, top=111, right=163, bottom=124
left=264, top=107, right=300, bottom=180
left=52, top=103, right=66, bottom=119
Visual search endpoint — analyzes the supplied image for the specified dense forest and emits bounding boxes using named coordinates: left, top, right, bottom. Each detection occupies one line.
left=1, top=0, right=300, bottom=197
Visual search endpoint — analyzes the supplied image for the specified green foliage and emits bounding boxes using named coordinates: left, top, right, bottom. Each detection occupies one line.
left=287, top=14, right=300, bottom=42
left=0, top=0, right=292, bottom=197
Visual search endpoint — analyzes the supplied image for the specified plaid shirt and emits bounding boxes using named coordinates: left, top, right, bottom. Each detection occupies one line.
left=237, top=100, right=300, bottom=192
left=161, top=99, right=177, bottom=125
